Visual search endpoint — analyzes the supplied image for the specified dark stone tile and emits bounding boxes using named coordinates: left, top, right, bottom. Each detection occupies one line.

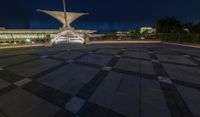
left=22, top=81, right=72, bottom=107
left=0, top=85, right=16, bottom=96
left=76, top=70, right=108, bottom=99
left=78, top=102, right=125, bottom=117
left=0, top=70, right=24, bottom=83
left=54, top=110, right=75, bottom=117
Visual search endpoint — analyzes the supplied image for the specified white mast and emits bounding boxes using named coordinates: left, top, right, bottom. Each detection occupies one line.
left=62, top=0, right=68, bottom=28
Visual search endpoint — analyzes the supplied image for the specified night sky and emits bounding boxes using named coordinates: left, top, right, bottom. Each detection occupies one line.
left=0, top=0, right=199, bottom=32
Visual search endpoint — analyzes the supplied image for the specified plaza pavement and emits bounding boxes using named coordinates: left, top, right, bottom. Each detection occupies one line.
left=0, top=43, right=200, bottom=117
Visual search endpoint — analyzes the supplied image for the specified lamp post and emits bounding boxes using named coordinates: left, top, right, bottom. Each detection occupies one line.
left=62, top=0, right=68, bottom=28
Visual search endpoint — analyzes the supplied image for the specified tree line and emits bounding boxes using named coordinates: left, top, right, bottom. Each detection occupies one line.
left=156, top=17, right=200, bottom=33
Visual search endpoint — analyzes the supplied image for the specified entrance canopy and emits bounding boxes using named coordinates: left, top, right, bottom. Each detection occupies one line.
left=37, top=9, right=88, bottom=28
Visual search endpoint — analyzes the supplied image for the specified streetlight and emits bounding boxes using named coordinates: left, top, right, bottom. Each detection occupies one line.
left=62, top=0, right=68, bottom=28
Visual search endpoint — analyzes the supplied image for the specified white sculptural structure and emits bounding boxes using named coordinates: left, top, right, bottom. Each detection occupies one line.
left=37, top=9, right=88, bottom=28
left=37, top=9, right=88, bottom=45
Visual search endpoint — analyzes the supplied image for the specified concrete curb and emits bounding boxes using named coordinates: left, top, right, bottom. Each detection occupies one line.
left=162, top=42, right=200, bottom=49
left=88, top=40, right=161, bottom=44
left=0, top=44, right=44, bottom=49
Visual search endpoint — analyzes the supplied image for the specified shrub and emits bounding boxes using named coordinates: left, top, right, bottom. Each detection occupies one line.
left=158, top=33, right=200, bottom=44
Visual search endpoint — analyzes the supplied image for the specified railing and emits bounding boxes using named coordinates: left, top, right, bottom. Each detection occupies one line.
left=50, top=30, right=85, bottom=45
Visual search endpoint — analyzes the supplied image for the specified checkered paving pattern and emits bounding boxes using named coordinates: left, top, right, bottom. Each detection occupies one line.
left=0, top=43, right=200, bottom=117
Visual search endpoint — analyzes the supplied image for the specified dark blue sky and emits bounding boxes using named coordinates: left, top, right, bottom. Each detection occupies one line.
left=0, top=0, right=200, bottom=31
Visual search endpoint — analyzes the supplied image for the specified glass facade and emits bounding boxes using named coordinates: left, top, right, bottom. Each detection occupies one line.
left=0, top=29, right=59, bottom=42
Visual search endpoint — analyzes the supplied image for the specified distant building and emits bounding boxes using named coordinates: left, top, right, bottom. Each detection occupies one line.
left=0, top=0, right=96, bottom=44
left=140, top=27, right=156, bottom=34
left=0, top=27, right=5, bottom=30
left=0, top=9, right=96, bottom=43
left=0, top=29, right=96, bottom=43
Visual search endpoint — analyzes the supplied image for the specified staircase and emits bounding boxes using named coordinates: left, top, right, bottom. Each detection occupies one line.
left=50, top=30, right=85, bottom=46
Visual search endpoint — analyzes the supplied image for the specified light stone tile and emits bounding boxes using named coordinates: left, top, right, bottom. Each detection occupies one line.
left=0, top=79, right=10, bottom=90
left=163, top=63, right=200, bottom=84
left=124, top=51, right=150, bottom=59
left=21, top=100, right=60, bottom=117
left=115, top=55, right=121, bottom=58
left=153, top=49, right=178, bottom=55
left=157, top=54, right=197, bottom=66
left=0, top=67, right=3, bottom=71
left=36, top=49, right=60, bottom=56
left=161, top=45, right=200, bottom=57
left=115, top=58, right=156, bottom=75
left=54, top=51, right=83, bottom=60
left=115, top=58, right=140, bottom=72
left=0, top=112, right=6, bottom=117
left=111, top=95, right=139, bottom=117
left=194, top=57, right=200, bottom=61
left=88, top=51, right=93, bottom=54
left=89, top=72, right=122, bottom=108
left=65, top=97, right=86, bottom=113
left=41, top=55, right=49, bottom=58
left=0, top=88, right=60, bottom=117
left=141, top=78, right=171, bottom=117
left=176, top=85, right=200, bottom=117
left=65, top=59, right=75, bottom=64
left=78, top=54, right=112, bottom=66
left=96, top=48, right=119, bottom=55
left=66, top=49, right=71, bottom=52
left=89, top=72, right=140, bottom=117
left=158, top=76, right=173, bottom=84
left=183, top=55, right=191, bottom=58
left=102, top=66, right=112, bottom=71
left=110, top=74, right=140, bottom=117
left=14, top=78, right=32, bottom=87
left=148, top=51, right=153, bottom=54
left=59, top=78, right=85, bottom=96
left=121, top=48, right=126, bottom=51
left=38, top=64, right=99, bottom=95
left=0, top=55, right=37, bottom=67
left=8, top=59, right=61, bottom=77
left=151, top=59, right=160, bottom=63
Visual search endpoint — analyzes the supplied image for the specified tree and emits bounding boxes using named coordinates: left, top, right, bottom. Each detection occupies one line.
left=156, top=17, right=184, bottom=33
left=182, top=22, right=193, bottom=29
left=190, top=22, right=200, bottom=33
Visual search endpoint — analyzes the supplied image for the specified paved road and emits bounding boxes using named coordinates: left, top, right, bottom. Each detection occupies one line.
left=0, top=43, right=200, bottom=117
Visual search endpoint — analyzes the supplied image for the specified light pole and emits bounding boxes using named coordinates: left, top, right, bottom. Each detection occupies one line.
left=62, top=0, right=68, bottom=28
